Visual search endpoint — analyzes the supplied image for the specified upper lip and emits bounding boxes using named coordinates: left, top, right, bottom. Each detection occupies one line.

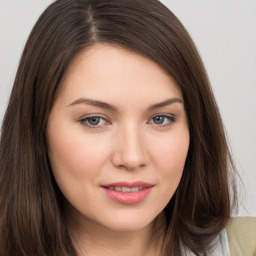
left=101, top=181, right=154, bottom=188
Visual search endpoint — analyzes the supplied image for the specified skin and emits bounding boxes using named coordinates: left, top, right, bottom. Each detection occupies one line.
left=47, top=43, right=190, bottom=256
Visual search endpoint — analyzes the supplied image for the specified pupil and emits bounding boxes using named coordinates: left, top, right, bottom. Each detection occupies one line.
left=88, top=117, right=100, bottom=125
left=153, top=116, right=164, bottom=124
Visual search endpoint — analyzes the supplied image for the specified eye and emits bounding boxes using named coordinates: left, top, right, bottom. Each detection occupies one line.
left=149, top=115, right=176, bottom=126
left=79, top=116, right=108, bottom=128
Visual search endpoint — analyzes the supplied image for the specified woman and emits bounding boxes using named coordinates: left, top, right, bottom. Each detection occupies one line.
left=0, top=0, right=254, bottom=255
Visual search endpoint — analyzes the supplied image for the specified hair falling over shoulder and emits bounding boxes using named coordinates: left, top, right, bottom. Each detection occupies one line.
left=0, top=0, right=238, bottom=255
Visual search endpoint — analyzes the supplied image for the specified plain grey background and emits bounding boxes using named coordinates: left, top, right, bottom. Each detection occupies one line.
left=0, top=0, right=255, bottom=216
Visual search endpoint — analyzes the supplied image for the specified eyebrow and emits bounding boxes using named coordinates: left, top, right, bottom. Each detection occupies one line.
left=148, top=98, right=183, bottom=111
left=68, top=98, right=117, bottom=111
left=68, top=97, right=183, bottom=111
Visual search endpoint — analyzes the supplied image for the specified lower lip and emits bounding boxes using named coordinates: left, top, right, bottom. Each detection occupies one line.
left=102, top=187, right=153, bottom=205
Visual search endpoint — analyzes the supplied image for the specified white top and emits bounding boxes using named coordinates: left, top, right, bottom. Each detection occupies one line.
left=181, top=229, right=230, bottom=256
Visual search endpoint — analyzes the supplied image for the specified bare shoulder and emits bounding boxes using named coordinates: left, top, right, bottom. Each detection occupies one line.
left=226, top=216, right=256, bottom=256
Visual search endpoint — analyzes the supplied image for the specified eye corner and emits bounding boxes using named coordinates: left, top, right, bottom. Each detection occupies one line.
left=78, top=115, right=111, bottom=129
left=147, top=114, right=176, bottom=127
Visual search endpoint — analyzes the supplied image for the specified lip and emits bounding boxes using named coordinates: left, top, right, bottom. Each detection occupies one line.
left=102, top=181, right=153, bottom=188
left=101, top=181, right=154, bottom=205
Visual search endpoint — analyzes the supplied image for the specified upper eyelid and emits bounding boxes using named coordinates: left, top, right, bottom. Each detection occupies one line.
left=79, top=113, right=108, bottom=121
left=79, top=116, right=110, bottom=129
left=78, top=113, right=174, bottom=119
left=147, top=114, right=176, bottom=126
left=148, top=113, right=175, bottom=120
left=78, top=113, right=175, bottom=120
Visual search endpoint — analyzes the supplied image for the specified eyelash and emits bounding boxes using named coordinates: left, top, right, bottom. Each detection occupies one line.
left=148, top=114, right=176, bottom=127
left=79, top=115, right=110, bottom=129
left=79, top=114, right=176, bottom=129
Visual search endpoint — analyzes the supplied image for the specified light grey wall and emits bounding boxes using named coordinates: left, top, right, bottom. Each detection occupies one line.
left=0, top=0, right=255, bottom=216
left=161, top=0, right=256, bottom=216
left=0, top=0, right=53, bottom=121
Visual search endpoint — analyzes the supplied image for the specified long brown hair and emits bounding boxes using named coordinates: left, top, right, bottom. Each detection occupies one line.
left=0, top=0, right=237, bottom=255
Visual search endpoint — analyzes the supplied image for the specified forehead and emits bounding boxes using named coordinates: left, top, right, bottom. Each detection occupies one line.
left=58, top=43, right=183, bottom=107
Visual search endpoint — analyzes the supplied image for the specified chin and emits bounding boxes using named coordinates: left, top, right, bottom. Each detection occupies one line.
left=98, top=212, right=157, bottom=233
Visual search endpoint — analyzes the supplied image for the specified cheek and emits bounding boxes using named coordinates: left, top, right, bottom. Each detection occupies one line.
left=155, top=130, right=189, bottom=170
left=152, top=129, right=189, bottom=193
left=47, top=126, right=112, bottom=213
left=47, top=128, right=111, bottom=179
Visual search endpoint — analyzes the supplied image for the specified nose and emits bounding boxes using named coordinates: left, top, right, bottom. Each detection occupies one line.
left=111, top=124, right=148, bottom=170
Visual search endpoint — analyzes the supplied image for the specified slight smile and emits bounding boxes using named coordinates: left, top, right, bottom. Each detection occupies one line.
left=101, top=182, right=154, bottom=205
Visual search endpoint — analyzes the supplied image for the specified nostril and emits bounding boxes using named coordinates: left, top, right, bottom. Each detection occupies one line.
left=111, top=133, right=148, bottom=170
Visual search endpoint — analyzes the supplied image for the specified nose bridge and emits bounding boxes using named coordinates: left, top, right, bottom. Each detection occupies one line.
left=112, top=122, right=147, bottom=170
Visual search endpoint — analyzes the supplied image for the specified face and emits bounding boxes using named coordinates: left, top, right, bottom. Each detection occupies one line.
left=47, top=44, right=190, bottom=233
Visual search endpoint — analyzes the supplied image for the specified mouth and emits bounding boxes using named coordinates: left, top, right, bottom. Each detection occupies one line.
left=105, top=186, right=145, bottom=192
left=101, top=182, right=154, bottom=204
